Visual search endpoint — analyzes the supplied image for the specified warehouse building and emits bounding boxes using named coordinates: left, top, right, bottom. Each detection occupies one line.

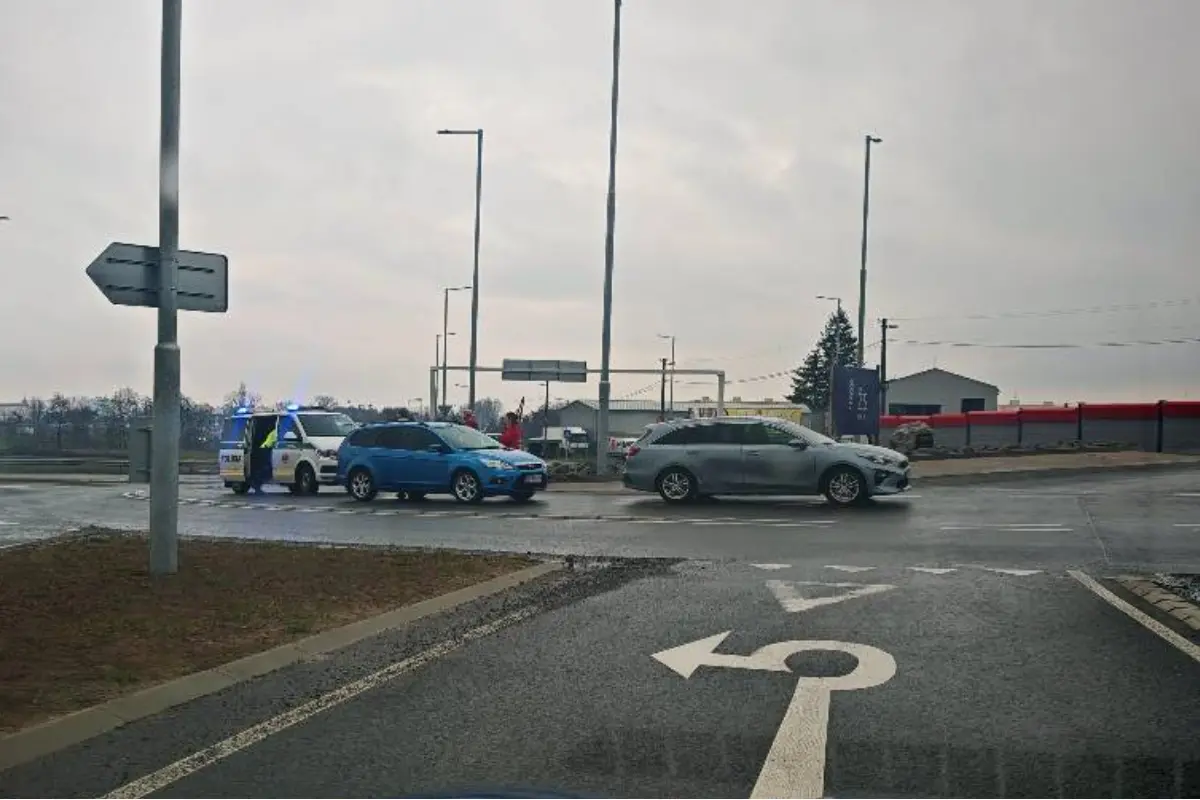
left=885, top=368, right=1000, bottom=415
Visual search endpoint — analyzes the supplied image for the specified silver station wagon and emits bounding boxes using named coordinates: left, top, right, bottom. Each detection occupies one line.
left=621, top=415, right=911, bottom=507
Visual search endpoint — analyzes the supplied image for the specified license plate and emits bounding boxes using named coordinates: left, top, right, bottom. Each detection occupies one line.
left=524, top=474, right=544, bottom=485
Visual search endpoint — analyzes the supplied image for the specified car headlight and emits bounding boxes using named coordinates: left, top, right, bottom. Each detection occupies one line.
left=865, top=454, right=900, bottom=467
left=480, top=459, right=514, bottom=470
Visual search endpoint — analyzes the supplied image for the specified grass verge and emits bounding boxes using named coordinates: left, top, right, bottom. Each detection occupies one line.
left=0, top=528, right=535, bottom=733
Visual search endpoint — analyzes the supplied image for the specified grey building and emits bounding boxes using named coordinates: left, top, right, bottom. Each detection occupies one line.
left=557, top=399, right=690, bottom=439
left=885, top=368, right=1000, bottom=415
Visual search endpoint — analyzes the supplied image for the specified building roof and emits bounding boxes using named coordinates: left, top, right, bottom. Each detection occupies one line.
left=562, top=399, right=692, bottom=412
left=888, top=367, right=1000, bottom=392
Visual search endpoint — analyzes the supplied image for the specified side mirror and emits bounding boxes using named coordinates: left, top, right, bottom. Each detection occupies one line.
left=283, top=430, right=300, bottom=442
left=787, top=438, right=808, bottom=449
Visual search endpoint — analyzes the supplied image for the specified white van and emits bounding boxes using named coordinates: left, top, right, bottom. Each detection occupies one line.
left=217, top=404, right=357, bottom=494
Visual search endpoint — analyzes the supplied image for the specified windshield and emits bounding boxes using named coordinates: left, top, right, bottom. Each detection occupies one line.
left=771, top=418, right=836, bottom=445
left=439, top=424, right=502, bottom=450
left=297, top=413, right=356, bottom=438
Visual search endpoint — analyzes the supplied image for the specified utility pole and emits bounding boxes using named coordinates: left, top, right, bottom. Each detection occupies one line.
left=657, top=333, right=676, bottom=414
left=857, top=134, right=882, bottom=366
left=596, top=0, right=623, bottom=475
left=880, top=317, right=898, bottom=415
left=542, top=379, right=550, bottom=457
left=150, top=0, right=183, bottom=575
left=659, top=357, right=668, bottom=420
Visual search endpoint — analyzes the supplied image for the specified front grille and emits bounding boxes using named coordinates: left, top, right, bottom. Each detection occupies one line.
left=517, top=463, right=541, bottom=471
left=319, top=465, right=337, bottom=474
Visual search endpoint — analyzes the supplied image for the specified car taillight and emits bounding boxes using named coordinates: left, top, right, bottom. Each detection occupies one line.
left=626, top=444, right=640, bottom=457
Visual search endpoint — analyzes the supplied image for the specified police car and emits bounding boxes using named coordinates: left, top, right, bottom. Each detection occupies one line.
left=217, top=404, right=357, bottom=495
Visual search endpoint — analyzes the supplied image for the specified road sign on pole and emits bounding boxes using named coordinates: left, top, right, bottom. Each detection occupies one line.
left=501, top=359, right=588, bottom=383
left=86, top=242, right=228, bottom=313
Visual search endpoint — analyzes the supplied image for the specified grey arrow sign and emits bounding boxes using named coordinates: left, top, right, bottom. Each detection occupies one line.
left=86, top=241, right=229, bottom=313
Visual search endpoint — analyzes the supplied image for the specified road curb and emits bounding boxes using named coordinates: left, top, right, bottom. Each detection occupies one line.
left=914, top=460, right=1200, bottom=486
left=0, top=560, right=562, bottom=773
left=1114, top=576, right=1200, bottom=632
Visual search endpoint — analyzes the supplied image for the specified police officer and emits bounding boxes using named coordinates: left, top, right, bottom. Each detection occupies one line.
left=252, top=424, right=278, bottom=494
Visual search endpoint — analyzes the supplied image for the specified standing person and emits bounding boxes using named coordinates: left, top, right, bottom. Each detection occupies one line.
left=463, top=409, right=478, bottom=429
left=498, top=411, right=522, bottom=450
left=252, top=423, right=278, bottom=494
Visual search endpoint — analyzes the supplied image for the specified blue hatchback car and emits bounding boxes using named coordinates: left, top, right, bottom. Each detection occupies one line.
left=337, top=421, right=549, bottom=504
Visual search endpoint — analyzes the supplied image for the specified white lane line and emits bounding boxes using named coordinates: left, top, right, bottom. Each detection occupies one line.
left=1175, top=493, right=1200, bottom=498
left=751, top=563, right=792, bottom=570
left=1174, top=523, right=1200, bottom=528
left=977, top=567, right=1043, bottom=576
left=1069, top=570, right=1200, bottom=665
left=101, top=605, right=540, bottom=799
left=0, top=485, right=31, bottom=490
left=825, top=565, right=875, bottom=573
left=1007, top=527, right=1073, bottom=533
left=909, top=567, right=956, bottom=575
left=0, top=521, right=17, bottom=526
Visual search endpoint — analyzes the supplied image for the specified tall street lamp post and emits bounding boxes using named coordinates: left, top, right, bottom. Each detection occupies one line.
left=595, top=0, right=623, bottom=475
left=657, top=333, right=676, bottom=413
left=856, top=134, right=882, bottom=366
left=437, top=128, right=484, bottom=409
left=441, top=285, right=471, bottom=410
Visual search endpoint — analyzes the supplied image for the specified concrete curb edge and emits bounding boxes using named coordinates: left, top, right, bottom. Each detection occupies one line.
left=1114, top=575, right=1200, bottom=632
left=0, top=560, right=563, bottom=772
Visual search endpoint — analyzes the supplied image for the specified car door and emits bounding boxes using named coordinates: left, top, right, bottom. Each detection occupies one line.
left=681, top=421, right=745, bottom=494
left=374, top=426, right=412, bottom=488
left=400, top=427, right=451, bottom=489
left=740, top=422, right=820, bottom=493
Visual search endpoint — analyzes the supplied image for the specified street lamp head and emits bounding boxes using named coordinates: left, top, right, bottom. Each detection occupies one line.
left=868, top=135, right=882, bottom=144
left=437, top=128, right=482, bottom=137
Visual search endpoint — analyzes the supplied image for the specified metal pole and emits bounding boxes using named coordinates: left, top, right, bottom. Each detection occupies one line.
left=880, top=317, right=897, bottom=415
left=542, top=380, right=549, bottom=456
left=669, top=336, right=675, bottom=414
left=857, top=135, right=881, bottom=366
left=468, top=130, right=483, bottom=410
left=659, top=357, right=668, bottom=419
left=716, top=372, right=726, bottom=415
left=150, top=0, right=182, bottom=576
left=429, top=367, right=437, bottom=415
left=829, top=299, right=842, bottom=438
left=596, top=0, right=622, bottom=475
left=441, top=289, right=450, bottom=411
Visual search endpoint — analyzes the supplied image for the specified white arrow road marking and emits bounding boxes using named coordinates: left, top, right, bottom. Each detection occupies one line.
left=652, top=633, right=896, bottom=799
left=973, top=566, right=1043, bottom=576
left=908, top=567, right=957, bottom=574
left=766, top=580, right=897, bottom=613
left=750, top=563, right=792, bottom=570
left=824, top=565, right=875, bottom=573
left=101, top=606, right=540, bottom=799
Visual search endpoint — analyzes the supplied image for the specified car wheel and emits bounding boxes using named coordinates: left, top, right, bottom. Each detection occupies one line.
left=510, top=490, right=535, bottom=503
left=348, top=468, right=377, bottom=502
left=656, top=468, right=698, bottom=504
left=451, top=469, right=484, bottom=504
left=295, top=464, right=319, bottom=495
left=230, top=482, right=249, bottom=495
left=823, top=466, right=866, bottom=508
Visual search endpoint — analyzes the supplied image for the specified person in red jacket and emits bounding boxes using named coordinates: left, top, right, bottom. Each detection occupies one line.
left=498, top=412, right=522, bottom=450
left=462, top=409, right=478, bottom=429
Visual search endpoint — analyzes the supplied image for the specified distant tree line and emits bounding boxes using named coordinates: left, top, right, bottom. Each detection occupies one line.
left=0, top=382, right=506, bottom=455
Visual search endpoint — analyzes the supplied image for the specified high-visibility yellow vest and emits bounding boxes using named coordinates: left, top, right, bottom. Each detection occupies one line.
left=262, top=429, right=278, bottom=449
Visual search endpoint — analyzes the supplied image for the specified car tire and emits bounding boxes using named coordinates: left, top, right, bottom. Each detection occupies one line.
left=230, top=482, right=249, bottom=495
left=656, top=467, right=698, bottom=504
left=510, top=490, right=535, bottom=503
left=295, top=464, right=319, bottom=495
left=347, top=468, right=377, bottom=502
left=822, top=466, right=867, bottom=508
left=451, top=469, right=484, bottom=504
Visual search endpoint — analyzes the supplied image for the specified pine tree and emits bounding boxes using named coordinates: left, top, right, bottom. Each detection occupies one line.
left=787, top=307, right=859, bottom=411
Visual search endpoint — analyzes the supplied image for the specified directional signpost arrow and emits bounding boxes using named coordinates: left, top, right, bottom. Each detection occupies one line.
left=86, top=242, right=228, bottom=313
left=652, top=631, right=897, bottom=799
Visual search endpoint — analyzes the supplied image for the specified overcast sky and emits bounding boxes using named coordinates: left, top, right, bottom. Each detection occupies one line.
left=1, top=0, right=1197, bottom=411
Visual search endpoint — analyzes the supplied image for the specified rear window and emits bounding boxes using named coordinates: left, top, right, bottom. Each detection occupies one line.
left=347, top=427, right=380, bottom=448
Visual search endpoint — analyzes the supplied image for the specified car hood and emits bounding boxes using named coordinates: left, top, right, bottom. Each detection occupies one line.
left=838, top=442, right=907, bottom=461
left=473, top=447, right=544, bottom=466
left=308, top=436, right=345, bottom=452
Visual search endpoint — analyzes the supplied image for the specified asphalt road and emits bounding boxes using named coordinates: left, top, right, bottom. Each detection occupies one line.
left=2, top=469, right=1199, bottom=797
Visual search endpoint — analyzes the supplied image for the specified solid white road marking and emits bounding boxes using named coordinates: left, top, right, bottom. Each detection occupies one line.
left=1175, top=493, right=1200, bottom=498
left=101, top=606, right=540, bottom=799
left=0, top=485, right=31, bottom=490
left=0, top=521, right=17, bottom=526
left=1006, top=527, right=1074, bottom=532
left=824, top=565, right=875, bottom=573
left=1173, top=523, right=1200, bottom=528
left=976, top=567, right=1043, bottom=576
left=751, top=563, right=792, bottom=570
left=908, top=567, right=957, bottom=575
left=766, top=580, right=896, bottom=613
left=1068, top=570, right=1200, bottom=665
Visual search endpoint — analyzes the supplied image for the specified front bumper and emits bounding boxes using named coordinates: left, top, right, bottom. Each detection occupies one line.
left=870, top=467, right=911, bottom=496
left=317, top=458, right=341, bottom=484
left=484, top=469, right=549, bottom=494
